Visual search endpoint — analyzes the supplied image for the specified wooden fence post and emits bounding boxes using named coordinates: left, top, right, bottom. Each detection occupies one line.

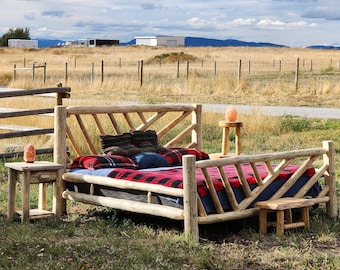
left=177, top=60, right=180, bottom=78
left=186, top=61, right=189, bottom=80
left=32, top=63, right=35, bottom=81
left=101, top=60, right=104, bottom=83
left=43, top=63, right=46, bottom=83
left=140, top=60, right=143, bottom=87
left=238, top=59, right=242, bottom=85
left=91, top=63, right=94, bottom=83
left=13, top=64, right=16, bottom=81
left=310, top=60, right=313, bottom=72
left=65, top=63, right=68, bottom=85
left=295, top=58, right=299, bottom=91
left=248, top=60, right=251, bottom=76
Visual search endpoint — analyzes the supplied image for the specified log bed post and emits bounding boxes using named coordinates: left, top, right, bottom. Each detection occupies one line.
left=193, top=104, right=202, bottom=150
left=183, top=155, right=199, bottom=242
left=323, top=140, right=337, bottom=218
left=54, top=106, right=67, bottom=215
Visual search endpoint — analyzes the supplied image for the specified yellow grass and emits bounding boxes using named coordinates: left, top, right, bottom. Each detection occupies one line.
left=0, top=46, right=340, bottom=106
left=1, top=45, right=339, bottom=153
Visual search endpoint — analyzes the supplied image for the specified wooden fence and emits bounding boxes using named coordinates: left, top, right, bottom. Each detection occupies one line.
left=13, top=57, right=340, bottom=91
left=0, top=87, right=71, bottom=159
left=14, top=63, right=47, bottom=82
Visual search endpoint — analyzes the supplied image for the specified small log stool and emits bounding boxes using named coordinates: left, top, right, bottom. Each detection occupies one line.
left=209, top=121, right=243, bottom=159
left=255, top=198, right=315, bottom=236
left=6, top=161, right=64, bottom=223
left=219, top=120, right=243, bottom=156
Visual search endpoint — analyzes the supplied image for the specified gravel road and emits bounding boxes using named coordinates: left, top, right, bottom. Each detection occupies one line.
left=202, top=104, right=340, bottom=119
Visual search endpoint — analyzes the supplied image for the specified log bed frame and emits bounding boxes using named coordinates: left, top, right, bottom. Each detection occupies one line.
left=53, top=104, right=337, bottom=242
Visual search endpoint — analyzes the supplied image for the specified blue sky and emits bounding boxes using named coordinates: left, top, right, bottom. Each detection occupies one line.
left=1, top=0, right=340, bottom=47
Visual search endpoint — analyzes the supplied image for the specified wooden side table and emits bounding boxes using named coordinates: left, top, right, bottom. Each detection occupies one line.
left=210, top=121, right=243, bottom=159
left=6, top=161, right=64, bottom=223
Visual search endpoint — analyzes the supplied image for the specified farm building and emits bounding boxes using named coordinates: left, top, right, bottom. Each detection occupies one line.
left=88, top=39, right=119, bottom=47
left=135, top=36, right=185, bottom=47
left=8, top=39, right=38, bottom=49
left=73, top=39, right=119, bottom=47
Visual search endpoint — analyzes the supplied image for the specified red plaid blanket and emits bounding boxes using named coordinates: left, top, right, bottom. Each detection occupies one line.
left=107, top=164, right=315, bottom=197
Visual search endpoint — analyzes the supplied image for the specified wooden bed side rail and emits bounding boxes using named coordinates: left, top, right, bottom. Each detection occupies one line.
left=182, top=141, right=336, bottom=241
left=62, top=172, right=184, bottom=198
left=185, top=140, right=336, bottom=218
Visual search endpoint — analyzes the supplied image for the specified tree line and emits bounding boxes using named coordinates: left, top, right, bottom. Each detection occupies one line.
left=0, top=27, right=30, bottom=47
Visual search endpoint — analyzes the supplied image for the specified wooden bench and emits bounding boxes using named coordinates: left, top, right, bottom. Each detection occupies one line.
left=255, top=198, right=315, bottom=236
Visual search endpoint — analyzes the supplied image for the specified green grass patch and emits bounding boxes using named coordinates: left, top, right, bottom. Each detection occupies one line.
left=146, top=51, right=199, bottom=64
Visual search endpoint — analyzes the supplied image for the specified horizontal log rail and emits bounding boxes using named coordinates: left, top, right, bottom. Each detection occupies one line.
left=0, top=87, right=70, bottom=99
left=0, top=108, right=54, bottom=118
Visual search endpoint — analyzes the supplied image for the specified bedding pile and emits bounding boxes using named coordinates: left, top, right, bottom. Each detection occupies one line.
left=69, top=162, right=320, bottom=213
left=67, top=130, right=321, bottom=214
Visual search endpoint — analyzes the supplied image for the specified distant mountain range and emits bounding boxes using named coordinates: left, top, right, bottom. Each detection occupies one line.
left=120, top=37, right=287, bottom=47
left=36, top=37, right=340, bottom=50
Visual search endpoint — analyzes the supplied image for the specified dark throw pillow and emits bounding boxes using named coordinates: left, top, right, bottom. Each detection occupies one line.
left=131, top=152, right=170, bottom=169
left=100, top=133, right=141, bottom=156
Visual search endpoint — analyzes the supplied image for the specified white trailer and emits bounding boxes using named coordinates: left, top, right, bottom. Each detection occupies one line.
left=8, top=39, right=38, bottom=49
left=135, top=36, right=185, bottom=47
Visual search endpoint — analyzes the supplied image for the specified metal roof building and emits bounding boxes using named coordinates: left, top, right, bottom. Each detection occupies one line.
left=135, top=36, right=185, bottom=47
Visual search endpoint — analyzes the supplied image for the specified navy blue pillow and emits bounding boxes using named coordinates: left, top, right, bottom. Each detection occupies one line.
left=131, top=152, right=170, bottom=169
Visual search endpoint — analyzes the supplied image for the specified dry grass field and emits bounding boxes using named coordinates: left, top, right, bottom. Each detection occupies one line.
left=1, top=46, right=340, bottom=107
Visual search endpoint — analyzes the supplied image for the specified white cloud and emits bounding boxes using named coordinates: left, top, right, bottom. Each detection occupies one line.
left=230, top=18, right=256, bottom=27
left=256, top=19, right=308, bottom=30
left=0, top=0, right=339, bottom=46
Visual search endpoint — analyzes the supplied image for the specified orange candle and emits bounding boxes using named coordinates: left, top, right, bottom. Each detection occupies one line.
left=23, top=143, right=36, bottom=163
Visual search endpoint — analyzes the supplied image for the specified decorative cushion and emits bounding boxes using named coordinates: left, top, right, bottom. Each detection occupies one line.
left=100, top=132, right=131, bottom=148
left=159, top=148, right=210, bottom=166
left=71, top=155, right=139, bottom=170
left=131, top=130, right=165, bottom=152
left=131, top=130, right=158, bottom=146
left=131, top=152, right=170, bottom=169
left=100, top=133, right=141, bottom=156
left=100, top=130, right=165, bottom=156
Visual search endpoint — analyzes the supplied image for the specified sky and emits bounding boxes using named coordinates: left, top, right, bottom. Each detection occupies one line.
left=1, top=0, right=340, bottom=47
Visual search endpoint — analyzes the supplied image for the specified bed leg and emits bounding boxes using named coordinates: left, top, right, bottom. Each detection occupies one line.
left=54, top=105, right=68, bottom=215
left=322, top=140, right=337, bottom=218
left=183, top=155, right=199, bottom=242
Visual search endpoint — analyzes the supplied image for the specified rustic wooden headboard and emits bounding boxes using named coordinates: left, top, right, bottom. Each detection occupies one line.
left=53, top=104, right=203, bottom=167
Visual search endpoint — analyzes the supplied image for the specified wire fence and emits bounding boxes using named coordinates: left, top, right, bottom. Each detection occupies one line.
left=12, top=57, right=340, bottom=91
